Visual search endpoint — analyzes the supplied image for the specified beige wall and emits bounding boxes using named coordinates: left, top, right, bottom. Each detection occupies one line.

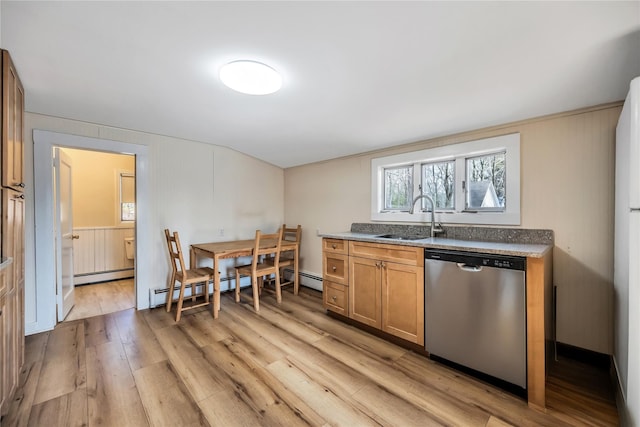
left=62, top=148, right=135, bottom=227
left=284, top=103, right=621, bottom=354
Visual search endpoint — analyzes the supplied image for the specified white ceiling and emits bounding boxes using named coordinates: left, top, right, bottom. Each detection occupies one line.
left=2, top=1, right=639, bottom=168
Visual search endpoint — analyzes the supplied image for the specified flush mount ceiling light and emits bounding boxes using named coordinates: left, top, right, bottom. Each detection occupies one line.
left=219, top=60, right=282, bottom=95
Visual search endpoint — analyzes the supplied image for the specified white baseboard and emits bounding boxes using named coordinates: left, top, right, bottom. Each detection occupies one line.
left=149, top=269, right=323, bottom=308
left=74, top=268, right=134, bottom=285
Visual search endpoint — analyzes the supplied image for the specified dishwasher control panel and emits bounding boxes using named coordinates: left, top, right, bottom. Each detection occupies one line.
left=424, top=248, right=526, bottom=271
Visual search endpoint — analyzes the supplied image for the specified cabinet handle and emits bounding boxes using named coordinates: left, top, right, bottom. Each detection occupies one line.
left=331, top=266, right=337, bottom=272
left=72, top=235, right=80, bottom=240
left=15, top=183, right=25, bottom=188
left=381, top=261, right=386, bottom=268
left=14, top=194, right=25, bottom=200
left=375, top=261, right=381, bottom=268
left=331, top=296, right=337, bottom=301
left=331, top=244, right=337, bottom=249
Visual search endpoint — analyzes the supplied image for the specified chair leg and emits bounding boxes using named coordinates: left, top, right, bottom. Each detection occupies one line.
left=166, top=273, right=176, bottom=312
left=235, top=270, right=241, bottom=302
left=251, top=275, right=260, bottom=312
left=275, top=269, right=282, bottom=304
left=176, top=282, right=187, bottom=322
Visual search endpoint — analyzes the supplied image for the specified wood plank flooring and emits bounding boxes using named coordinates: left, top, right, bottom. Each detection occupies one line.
left=64, top=279, right=134, bottom=322
left=3, top=287, right=619, bottom=426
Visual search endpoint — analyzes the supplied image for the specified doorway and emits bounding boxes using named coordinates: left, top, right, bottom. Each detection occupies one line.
left=32, top=130, right=150, bottom=335
left=56, top=148, right=136, bottom=322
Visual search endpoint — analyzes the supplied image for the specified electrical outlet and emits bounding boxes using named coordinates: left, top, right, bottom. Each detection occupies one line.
left=218, top=228, right=224, bottom=236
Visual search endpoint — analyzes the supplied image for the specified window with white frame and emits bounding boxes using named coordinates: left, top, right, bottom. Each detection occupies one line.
left=119, top=172, right=135, bottom=222
left=371, top=133, right=520, bottom=225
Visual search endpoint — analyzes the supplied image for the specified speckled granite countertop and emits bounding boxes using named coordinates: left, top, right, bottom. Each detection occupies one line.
left=321, top=224, right=553, bottom=258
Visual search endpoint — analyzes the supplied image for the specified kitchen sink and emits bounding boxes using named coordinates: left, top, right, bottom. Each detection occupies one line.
left=376, top=234, right=428, bottom=241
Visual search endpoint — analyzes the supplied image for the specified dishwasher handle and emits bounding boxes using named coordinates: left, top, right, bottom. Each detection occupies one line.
left=456, top=262, right=483, bottom=272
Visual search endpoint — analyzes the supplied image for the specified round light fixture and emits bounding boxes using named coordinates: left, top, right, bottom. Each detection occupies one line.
left=219, top=60, right=282, bottom=95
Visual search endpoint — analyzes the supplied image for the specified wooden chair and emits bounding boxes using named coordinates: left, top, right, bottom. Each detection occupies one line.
left=234, top=228, right=283, bottom=312
left=266, top=224, right=301, bottom=295
left=164, top=229, right=215, bottom=321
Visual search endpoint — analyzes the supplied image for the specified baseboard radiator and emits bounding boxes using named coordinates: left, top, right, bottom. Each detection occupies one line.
left=73, top=226, right=135, bottom=285
left=149, top=268, right=323, bottom=308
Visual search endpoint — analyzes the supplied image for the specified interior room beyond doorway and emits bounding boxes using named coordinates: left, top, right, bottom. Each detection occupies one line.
left=60, top=148, right=136, bottom=322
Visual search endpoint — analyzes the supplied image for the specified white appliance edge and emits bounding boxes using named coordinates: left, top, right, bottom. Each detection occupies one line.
left=615, top=76, right=640, bottom=426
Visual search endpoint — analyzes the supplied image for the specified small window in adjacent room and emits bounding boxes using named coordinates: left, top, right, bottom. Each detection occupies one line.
left=120, top=172, right=135, bottom=222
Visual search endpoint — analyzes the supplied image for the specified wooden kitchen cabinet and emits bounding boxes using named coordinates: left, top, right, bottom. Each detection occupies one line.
left=1, top=50, right=24, bottom=191
left=0, top=262, right=16, bottom=416
left=322, top=238, right=349, bottom=315
left=349, top=256, right=382, bottom=327
left=348, top=241, right=424, bottom=345
left=323, top=280, right=348, bottom=316
left=0, top=49, right=24, bottom=417
left=0, top=192, right=23, bottom=417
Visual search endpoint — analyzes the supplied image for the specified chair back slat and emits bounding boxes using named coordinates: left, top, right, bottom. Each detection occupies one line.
left=252, top=228, right=283, bottom=269
left=282, top=224, right=302, bottom=244
left=164, top=228, right=188, bottom=275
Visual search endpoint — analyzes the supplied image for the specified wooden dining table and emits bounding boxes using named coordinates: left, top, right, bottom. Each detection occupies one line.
left=190, top=238, right=299, bottom=318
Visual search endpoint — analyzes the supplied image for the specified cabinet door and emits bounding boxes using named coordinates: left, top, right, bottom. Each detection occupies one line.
left=1, top=291, right=15, bottom=417
left=349, top=256, right=382, bottom=328
left=0, top=291, right=6, bottom=414
left=2, top=189, right=24, bottom=293
left=1, top=50, right=25, bottom=191
left=382, top=262, right=424, bottom=345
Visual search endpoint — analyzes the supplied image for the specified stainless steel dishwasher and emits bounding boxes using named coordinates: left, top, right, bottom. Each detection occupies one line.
left=424, top=248, right=527, bottom=389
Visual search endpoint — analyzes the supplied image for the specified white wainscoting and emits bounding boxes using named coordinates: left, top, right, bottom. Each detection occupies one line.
left=73, top=226, right=135, bottom=284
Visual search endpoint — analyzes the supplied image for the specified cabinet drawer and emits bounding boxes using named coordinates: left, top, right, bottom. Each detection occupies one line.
left=323, top=238, right=348, bottom=254
left=323, top=281, right=348, bottom=316
left=323, top=252, right=348, bottom=285
left=349, top=241, right=423, bottom=266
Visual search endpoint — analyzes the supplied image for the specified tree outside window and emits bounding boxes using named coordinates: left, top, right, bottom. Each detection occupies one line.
left=384, top=166, right=412, bottom=210
left=422, top=160, right=455, bottom=210
left=465, top=152, right=505, bottom=210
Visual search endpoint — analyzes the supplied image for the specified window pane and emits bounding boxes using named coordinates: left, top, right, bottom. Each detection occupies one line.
left=466, top=152, right=506, bottom=210
left=121, top=202, right=136, bottom=221
left=384, top=166, right=412, bottom=210
left=121, top=174, right=135, bottom=203
left=421, top=161, right=455, bottom=210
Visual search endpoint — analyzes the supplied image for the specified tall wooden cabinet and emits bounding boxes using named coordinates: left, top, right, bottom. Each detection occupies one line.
left=0, top=49, right=25, bottom=417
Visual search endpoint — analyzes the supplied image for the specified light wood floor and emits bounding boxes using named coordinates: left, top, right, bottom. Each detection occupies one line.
left=4, top=287, right=618, bottom=426
left=64, top=279, right=135, bottom=322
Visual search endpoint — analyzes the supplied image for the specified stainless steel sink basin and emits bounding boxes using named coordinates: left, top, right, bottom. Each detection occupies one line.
left=376, top=234, right=427, bottom=241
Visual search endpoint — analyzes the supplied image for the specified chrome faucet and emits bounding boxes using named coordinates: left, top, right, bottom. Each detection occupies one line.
left=409, top=194, right=443, bottom=238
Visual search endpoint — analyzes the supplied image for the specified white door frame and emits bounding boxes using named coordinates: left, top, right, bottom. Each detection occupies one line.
left=32, top=130, right=150, bottom=333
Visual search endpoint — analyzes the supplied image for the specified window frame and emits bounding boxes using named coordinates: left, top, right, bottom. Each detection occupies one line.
left=371, top=133, right=520, bottom=225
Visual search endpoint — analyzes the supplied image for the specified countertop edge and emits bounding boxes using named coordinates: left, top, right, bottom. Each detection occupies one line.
left=320, top=232, right=552, bottom=258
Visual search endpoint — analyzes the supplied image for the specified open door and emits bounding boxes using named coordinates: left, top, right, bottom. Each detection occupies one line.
left=54, top=147, right=75, bottom=321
